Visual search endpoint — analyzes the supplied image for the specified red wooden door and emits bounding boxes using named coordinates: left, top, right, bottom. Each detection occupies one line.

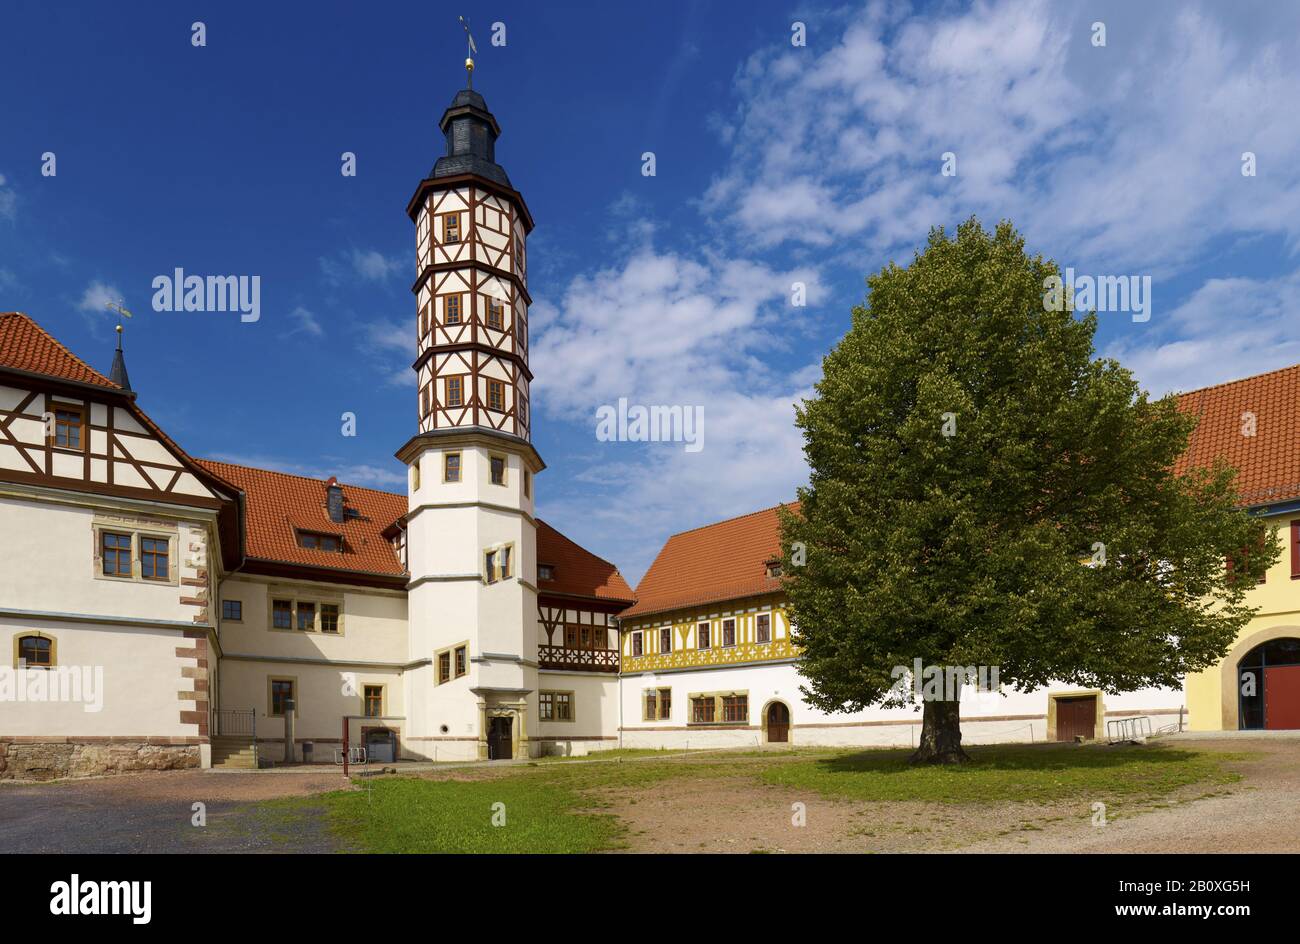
left=1055, top=696, right=1097, bottom=741
left=766, top=702, right=790, bottom=743
left=1264, top=665, right=1300, bottom=729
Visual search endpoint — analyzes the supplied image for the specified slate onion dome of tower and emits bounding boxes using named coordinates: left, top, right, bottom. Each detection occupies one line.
left=431, top=88, right=512, bottom=188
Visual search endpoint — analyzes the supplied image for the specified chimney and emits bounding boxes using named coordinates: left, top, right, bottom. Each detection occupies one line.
left=326, top=477, right=344, bottom=524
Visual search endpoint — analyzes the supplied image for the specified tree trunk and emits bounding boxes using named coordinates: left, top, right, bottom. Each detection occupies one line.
left=909, top=697, right=970, bottom=764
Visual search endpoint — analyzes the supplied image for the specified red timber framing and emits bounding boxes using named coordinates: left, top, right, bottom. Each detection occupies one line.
left=536, top=597, right=624, bottom=673
left=0, top=367, right=244, bottom=572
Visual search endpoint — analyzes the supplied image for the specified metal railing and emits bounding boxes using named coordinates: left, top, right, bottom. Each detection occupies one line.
left=537, top=644, right=619, bottom=672
left=214, top=707, right=256, bottom=738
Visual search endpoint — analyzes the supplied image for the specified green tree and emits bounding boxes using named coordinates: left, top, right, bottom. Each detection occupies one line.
left=781, top=218, right=1277, bottom=764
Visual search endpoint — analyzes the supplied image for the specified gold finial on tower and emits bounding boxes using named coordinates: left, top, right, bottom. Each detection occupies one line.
left=459, top=15, right=478, bottom=88
left=106, top=300, right=132, bottom=349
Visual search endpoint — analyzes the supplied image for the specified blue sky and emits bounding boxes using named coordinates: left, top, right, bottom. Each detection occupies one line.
left=3, top=0, right=1300, bottom=583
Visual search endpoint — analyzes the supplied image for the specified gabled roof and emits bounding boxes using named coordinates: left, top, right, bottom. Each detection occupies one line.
left=197, top=460, right=408, bottom=579
left=623, top=502, right=799, bottom=619
left=1175, top=363, right=1300, bottom=507
left=0, top=312, right=119, bottom=389
left=536, top=520, right=635, bottom=604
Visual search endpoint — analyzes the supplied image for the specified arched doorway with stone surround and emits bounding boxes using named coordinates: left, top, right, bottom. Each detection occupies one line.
left=1237, top=637, right=1300, bottom=729
left=761, top=699, right=792, bottom=745
left=1217, top=625, right=1300, bottom=730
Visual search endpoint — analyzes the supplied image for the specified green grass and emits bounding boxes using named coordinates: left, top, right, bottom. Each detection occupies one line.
left=248, top=742, right=1242, bottom=852
left=304, top=775, right=624, bottom=853
left=759, top=743, right=1242, bottom=804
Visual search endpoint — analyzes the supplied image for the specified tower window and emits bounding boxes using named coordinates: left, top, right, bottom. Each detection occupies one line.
left=421, top=386, right=430, bottom=417
left=489, top=455, right=506, bottom=485
left=442, top=213, right=460, bottom=244
left=444, top=452, right=462, bottom=482
left=486, top=298, right=504, bottom=330
left=445, top=294, right=462, bottom=325
left=487, top=380, right=505, bottom=412
left=445, top=376, right=463, bottom=408
left=523, top=468, right=531, bottom=498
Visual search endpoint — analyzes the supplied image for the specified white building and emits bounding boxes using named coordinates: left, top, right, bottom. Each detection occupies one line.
left=0, top=81, right=1185, bottom=780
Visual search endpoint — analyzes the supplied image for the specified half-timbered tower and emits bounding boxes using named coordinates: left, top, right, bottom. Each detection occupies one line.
left=395, top=85, right=545, bottom=760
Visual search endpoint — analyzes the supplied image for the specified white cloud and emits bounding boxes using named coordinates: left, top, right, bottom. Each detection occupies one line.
left=77, top=281, right=123, bottom=312
left=533, top=242, right=821, bottom=582
left=320, top=248, right=405, bottom=285
left=1107, top=269, right=1300, bottom=397
left=703, top=0, right=1300, bottom=273
left=283, top=305, right=324, bottom=338
left=0, top=172, right=15, bottom=220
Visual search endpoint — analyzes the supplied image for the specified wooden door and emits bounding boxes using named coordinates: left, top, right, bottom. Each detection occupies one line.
left=1055, top=696, right=1097, bottom=741
left=1264, top=665, right=1300, bottom=729
left=766, top=702, right=790, bottom=743
left=487, top=716, right=513, bottom=760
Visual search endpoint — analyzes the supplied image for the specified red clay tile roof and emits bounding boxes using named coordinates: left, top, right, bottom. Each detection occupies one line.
left=623, top=502, right=800, bottom=619
left=536, top=520, right=635, bottom=603
left=197, top=459, right=408, bottom=578
left=197, top=459, right=632, bottom=600
left=1175, top=363, right=1300, bottom=507
left=0, top=312, right=119, bottom=388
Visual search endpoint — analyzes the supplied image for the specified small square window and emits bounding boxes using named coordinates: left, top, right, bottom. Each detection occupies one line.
left=222, top=600, right=243, bottom=621
left=538, top=564, right=554, bottom=581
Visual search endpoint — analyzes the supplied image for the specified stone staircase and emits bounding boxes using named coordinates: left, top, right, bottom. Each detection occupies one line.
left=211, top=734, right=258, bottom=769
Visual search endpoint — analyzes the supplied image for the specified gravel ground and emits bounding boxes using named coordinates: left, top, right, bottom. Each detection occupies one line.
left=0, top=768, right=353, bottom=853
left=957, top=737, right=1300, bottom=853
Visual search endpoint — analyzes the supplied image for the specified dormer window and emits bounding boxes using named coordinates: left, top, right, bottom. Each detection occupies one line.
left=766, top=562, right=783, bottom=579
left=538, top=564, right=555, bottom=581
left=297, top=531, right=341, bottom=552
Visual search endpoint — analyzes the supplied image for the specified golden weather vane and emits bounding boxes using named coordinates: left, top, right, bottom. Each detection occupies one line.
left=106, top=300, right=131, bottom=345
left=458, top=15, right=478, bottom=87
